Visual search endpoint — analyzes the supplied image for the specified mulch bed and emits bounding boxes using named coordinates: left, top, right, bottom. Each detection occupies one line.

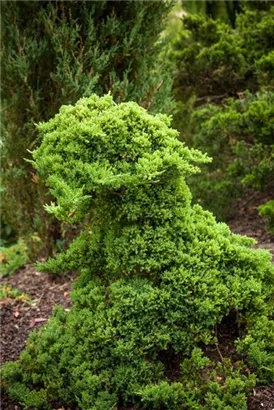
left=247, top=386, right=274, bottom=410
left=1, top=266, right=76, bottom=410
left=1, top=266, right=76, bottom=366
left=1, top=195, right=274, bottom=409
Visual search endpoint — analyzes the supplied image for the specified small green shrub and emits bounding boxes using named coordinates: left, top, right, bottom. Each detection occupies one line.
left=0, top=240, right=28, bottom=277
left=1, top=95, right=274, bottom=409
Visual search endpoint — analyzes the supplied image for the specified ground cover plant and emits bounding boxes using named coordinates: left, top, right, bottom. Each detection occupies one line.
left=0, top=283, right=31, bottom=304
left=1, top=95, right=274, bottom=410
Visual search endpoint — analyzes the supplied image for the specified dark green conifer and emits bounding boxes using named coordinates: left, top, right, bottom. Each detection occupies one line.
left=1, top=0, right=173, bottom=251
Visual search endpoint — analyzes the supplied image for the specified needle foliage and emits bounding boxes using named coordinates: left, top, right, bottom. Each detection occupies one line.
left=2, top=95, right=274, bottom=410
left=1, top=1, right=173, bottom=253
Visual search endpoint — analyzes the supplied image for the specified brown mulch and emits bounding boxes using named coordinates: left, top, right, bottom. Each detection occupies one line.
left=1, top=194, right=274, bottom=409
left=1, top=266, right=76, bottom=410
left=1, top=266, right=76, bottom=366
left=247, top=386, right=274, bottom=410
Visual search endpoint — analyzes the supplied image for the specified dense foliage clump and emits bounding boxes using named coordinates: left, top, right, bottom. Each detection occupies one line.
left=1, top=0, right=173, bottom=253
left=2, top=95, right=274, bottom=410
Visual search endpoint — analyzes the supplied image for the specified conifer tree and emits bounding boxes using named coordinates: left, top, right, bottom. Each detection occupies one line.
left=1, top=0, right=173, bottom=251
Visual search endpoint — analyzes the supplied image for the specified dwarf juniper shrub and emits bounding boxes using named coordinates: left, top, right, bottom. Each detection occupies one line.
left=2, top=95, right=274, bottom=409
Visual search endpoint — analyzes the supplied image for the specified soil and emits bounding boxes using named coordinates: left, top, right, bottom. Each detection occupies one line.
left=1, top=194, right=274, bottom=409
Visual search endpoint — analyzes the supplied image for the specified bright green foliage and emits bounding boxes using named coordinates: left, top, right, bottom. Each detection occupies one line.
left=0, top=240, right=28, bottom=277
left=1, top=1, right=173, bottom=253
left=2, top=95, right=274, bottom=409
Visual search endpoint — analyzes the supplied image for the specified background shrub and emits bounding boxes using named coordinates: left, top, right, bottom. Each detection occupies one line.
left=171, top=5, right=274, bottom=220
left=189, top=91, right=274, bottom=219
